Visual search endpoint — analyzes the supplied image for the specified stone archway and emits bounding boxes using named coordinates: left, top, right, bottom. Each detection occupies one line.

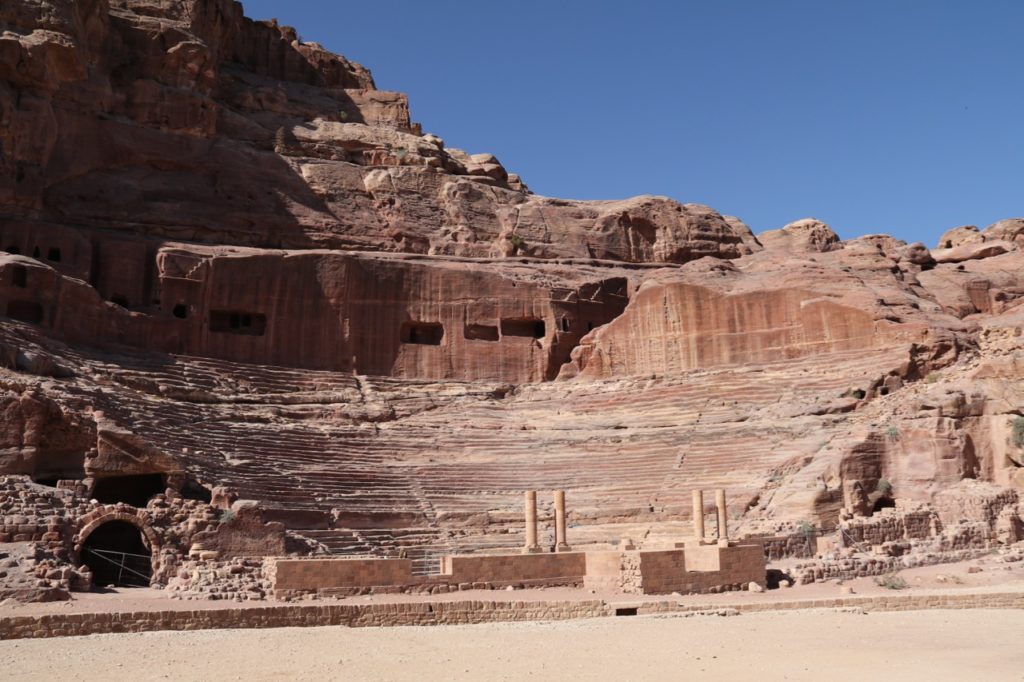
left=76, top=509, right=160, bottom=589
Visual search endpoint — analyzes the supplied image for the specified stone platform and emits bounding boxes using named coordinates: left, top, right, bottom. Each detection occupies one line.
left=3, top=584, right=1023, bottom=641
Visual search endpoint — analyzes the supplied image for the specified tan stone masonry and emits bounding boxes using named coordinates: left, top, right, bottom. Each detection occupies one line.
left=2, top=590, right=1022, bottom=641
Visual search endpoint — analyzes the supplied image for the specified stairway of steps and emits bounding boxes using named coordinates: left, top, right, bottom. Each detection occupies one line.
left=2, top=321, right=916, bottom=562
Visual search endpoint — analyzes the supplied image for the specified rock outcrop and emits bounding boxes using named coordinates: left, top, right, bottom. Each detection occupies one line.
left=1, top=0, right=1023, bottom=598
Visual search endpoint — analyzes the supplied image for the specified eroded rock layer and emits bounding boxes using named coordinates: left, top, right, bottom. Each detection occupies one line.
left=1, top=0, right=1023, bottom=599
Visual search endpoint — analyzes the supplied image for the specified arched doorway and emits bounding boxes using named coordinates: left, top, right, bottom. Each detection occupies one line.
left=81, top=520, right=153, bottom=588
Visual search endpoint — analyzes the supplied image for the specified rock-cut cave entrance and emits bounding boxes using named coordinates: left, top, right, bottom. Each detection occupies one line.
left=91, top=473, right=166, bottom=507
left=81, top=521, right=153, bottom=589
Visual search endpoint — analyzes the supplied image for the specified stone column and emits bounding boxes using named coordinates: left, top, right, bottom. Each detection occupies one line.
left=715, top=488, right=729, bottom=543
left=523, top=490, right=540, bottom=553
left=692, top=489, right=705, bottom=543
left=554, top=490, right=569, bottom=551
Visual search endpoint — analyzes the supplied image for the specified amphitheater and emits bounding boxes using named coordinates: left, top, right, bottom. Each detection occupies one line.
left=1, top=1, right=1024, bottom=677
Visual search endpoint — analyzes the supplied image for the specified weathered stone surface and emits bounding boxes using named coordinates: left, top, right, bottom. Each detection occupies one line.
left=758, top=218, right=842, bottom=253
left=1, top=0, right=1024, bottom=604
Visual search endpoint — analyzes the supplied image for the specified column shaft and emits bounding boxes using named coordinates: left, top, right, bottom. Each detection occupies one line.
left=554, top=490, right=568, bottom=549
left=524, top=490, right=539, bottom=553
left=715, top=488, right=729, bottom=542
left=692, top=489, right=705, bottom=543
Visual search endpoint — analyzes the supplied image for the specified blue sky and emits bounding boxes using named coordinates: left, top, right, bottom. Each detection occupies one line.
left=242, top=1, right=1023, bottom=245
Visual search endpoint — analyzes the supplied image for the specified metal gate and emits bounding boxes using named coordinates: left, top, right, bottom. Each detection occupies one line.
left=82, top=547, right=152, bottom=587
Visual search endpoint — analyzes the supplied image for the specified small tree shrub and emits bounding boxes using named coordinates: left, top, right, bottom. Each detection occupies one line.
left=874, top=573, right=908, bottom=590
left=1012, top=416, right=1024, bottom=449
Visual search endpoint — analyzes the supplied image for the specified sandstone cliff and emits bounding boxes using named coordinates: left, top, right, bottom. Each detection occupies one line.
left=1, top=0, right=1023, bottom=596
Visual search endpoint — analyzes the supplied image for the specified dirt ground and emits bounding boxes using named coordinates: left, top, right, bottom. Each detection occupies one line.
left=3, top=608, right=1023, bottom=681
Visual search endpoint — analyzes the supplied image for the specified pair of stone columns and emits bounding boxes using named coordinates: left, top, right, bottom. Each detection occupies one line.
left=523, top=490, right=569, bottom=553
left=692, top=489, right=729, bottom=544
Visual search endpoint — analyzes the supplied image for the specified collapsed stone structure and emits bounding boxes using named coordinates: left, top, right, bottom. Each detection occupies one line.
left=1, top=0, right=1024, bottom=603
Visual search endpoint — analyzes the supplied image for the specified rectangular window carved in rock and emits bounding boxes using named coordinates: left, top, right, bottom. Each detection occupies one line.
left=500, top=317, right=546, bottom=339
left=464, top=323, right=499, bottom=341
left=6, top=300, right=44, bottom=324
left=401, top=321, right=444, bottom=345
left=209, top=310, right=267, bottom=336
left=11, top=264, right=27, bottom=288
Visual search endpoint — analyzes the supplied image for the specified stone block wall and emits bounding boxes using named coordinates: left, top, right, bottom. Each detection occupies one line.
left=269, top=557, right=413, bottom=593
left=440, top=552, right=586, bottom=587
left=0, top=477, right=84, bottom=546
left=636, top=550, right=687, bottom=594
left=583, top=544, right=765, bottom=595
left=840, top=507, right=940, bottom=547
left=583, top=551, right=624, bottom=591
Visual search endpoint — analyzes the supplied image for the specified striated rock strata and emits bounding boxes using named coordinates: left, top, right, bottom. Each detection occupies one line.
left=1, top=0, right=1023, bottom=599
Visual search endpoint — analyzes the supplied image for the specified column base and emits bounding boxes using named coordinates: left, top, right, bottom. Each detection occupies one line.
left=521, top=546, right=543, bottom=554
left=555, top=543, right=571, bottom=552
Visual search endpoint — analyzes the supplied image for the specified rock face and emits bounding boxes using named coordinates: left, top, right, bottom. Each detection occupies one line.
left=2, top=0, right=1024, bottom=597
left=758, top=218, right=842, bottom=253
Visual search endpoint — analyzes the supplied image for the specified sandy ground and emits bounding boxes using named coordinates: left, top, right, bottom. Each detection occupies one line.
left=2, top=608, right=1024, bottom=681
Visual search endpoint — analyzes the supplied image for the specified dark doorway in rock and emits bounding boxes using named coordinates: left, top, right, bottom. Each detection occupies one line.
left=210, top=309, right=267, bottom=336
left=6, top=300, right=44, bottom=323
left=872, top=496, right=896, bottom=513
left=81, top=521, right=152, bottom=588
left=11, top=265, right=27, bottom=288
left=500, top=318, right=546, bottom=339
left=91, top=474, right=166, bottom=507
left=180, top=478, right=212, bottom=503
left=400, top=321, right=444, bottom=345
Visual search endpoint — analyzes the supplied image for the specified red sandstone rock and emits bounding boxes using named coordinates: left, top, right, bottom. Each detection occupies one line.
left=758, top=218, right=842, bottom=253
left=0, top=0, right=1023, bottom=602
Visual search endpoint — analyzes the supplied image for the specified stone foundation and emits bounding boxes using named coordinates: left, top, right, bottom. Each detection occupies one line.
left=584, top=544, right=765, bottom=595
left=3, top=590, right=1023, bottom=641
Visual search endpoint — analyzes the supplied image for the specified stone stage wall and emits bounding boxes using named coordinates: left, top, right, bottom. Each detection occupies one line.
left=3, top=590, right=1023, bottom=641
left=268, top=545, right=762, bottom=598
left=583, top=544, right=765, bottom=595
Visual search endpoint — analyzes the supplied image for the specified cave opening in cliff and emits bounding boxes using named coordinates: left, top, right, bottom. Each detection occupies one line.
left=6, top=300, right=44, bottom=323
left=464, top=323, right=499, bottom=341
left=47, top=247, right=61, bottom=262
left=210, top=310, right=267, bottom=336
left=110, top=295, right=129, bottom=308
left=31, top=452, right=86, bottom=487
left=180, top=478, right=212, bottom=503
left=11, top=265, right=27, bottom=288
left=560, top=317, right=570, bottom=333
left=401, top=321, right=444, bottom=345
left=172, top=303, right=188, bottom=319
left=873, top=496, right=896, bottom=513
left=91, top=474, right=166, bottom=508
left=5, top=245, right=19, bottom=255
left=81, top=521, right=152, bottom=589
left=501, top=318, right=546, bottom=339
